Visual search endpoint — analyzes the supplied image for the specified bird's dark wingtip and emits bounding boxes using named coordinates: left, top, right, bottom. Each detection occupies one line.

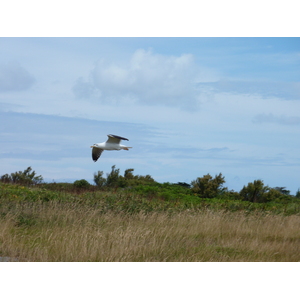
left=108, top=134, right=129, bottom=141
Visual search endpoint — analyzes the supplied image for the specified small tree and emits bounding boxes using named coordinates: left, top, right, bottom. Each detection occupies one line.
left=191, top=173, right=226, bottom=198
left=106, top=165, right=121, bottom=187
left=0, top=174, right=10, bottom=183
left=264, top=188, right=288, bottom=202
left=124, top=168, right=135, bottom=180
left=94, top=171, right=106, bottom=187
left=240, top=179, right=269, bottom=203
left=273, top=187, right=290, bottom=195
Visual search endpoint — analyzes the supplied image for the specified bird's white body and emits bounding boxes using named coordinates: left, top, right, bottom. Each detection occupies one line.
left=90, top=134, right=132, bottom=162
left=93, top=141, right=128, bottom=151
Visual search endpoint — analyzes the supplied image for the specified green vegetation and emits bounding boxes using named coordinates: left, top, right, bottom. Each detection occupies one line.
left=1, top=166, right=300, bottom=214
left=73, top=179, right=91, bottom=189
left=1, top=166, right=43, bottom=185
left=1, top=167, right=300, bottom=261
left=191, top=173, right=226, bottom=198
left=93, top=165, right=155, bottom=188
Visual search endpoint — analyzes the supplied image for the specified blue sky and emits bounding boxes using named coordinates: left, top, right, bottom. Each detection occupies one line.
left=1, top=37, right=300, bottom=193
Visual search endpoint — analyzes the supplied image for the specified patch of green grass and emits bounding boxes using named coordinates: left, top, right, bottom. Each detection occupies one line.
left=1, top=182, right=300, bottom=217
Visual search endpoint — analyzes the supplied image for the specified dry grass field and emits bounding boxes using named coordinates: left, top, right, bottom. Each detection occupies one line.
left=1, top=201, right=300, bottom=262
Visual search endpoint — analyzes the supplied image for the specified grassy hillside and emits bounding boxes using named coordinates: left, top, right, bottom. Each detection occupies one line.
left=1, top=182, right=300, bottom=261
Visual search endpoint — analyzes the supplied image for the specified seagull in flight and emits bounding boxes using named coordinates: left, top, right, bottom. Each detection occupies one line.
left=90, top=134, right=132, bottom=162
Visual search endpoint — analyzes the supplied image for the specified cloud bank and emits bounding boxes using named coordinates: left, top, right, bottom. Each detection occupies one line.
left=73, top=49, right=212, bottom=110
left=72, top=48, right=300, bottom=118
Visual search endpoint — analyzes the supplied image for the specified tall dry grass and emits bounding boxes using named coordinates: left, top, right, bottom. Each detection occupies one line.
left=1, top=202, right=300, bottom=261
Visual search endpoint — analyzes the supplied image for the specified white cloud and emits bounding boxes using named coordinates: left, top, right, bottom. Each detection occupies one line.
left=0, top=62, right=35, bottom=92
left=73, top=49, right=217, bottom=110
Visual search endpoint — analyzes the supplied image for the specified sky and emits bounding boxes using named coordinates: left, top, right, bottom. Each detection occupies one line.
left=1, top=37, right=300, bottom=193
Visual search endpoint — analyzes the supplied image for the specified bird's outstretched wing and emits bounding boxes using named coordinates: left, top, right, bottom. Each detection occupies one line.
left=107, top=134, right=129, bottom=144
left=92, top=148, right=104, bottom=162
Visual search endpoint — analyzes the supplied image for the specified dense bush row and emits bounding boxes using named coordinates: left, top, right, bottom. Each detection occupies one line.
left=1, top=166, right=300, bottom=204
left=1, top=181, right=300, bottom=216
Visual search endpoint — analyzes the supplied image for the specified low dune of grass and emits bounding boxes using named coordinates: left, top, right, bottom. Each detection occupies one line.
left=1, top=203, right=300, bottom=261
left=1, top=183, right=300, bottom=261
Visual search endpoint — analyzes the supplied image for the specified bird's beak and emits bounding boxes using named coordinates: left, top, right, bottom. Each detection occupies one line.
left=90, top=146, right=94, bottom=148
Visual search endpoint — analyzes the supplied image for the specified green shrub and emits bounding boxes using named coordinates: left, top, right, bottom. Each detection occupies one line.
left=40, top=182, right=75, bottom=192
left=191, top=173, right=226, bottom=198
left=1, top=167, right=43, bottom=185
left=73, top=179, right=90, bottom=189
left=219, top=190, right=243, bottom=201
left=94, top=166, right=156, bottom=189
left=240, top=180, right=295, bottom=203
left=263, top=188, right=287, bottom=202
